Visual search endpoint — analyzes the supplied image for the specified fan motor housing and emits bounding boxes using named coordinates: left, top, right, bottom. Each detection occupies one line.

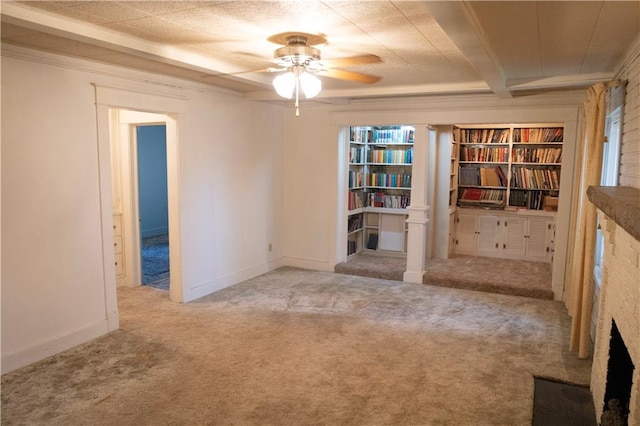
left=275, top=45, right=320, bottom=63
left=274, top=35, right=321, bottom=65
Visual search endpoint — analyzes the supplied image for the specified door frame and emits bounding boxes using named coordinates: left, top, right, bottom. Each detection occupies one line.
left=117, top=110, right=182, bottom=301
left=94, top=83, right=186, bottom=303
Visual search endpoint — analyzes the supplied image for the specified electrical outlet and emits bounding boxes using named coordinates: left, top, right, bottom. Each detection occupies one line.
left=268, top=243, right=272, bottom=252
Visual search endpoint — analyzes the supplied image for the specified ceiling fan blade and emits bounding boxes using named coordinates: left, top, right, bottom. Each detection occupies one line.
left=317, top=68, right=381, bottom=84
left=201, top=67, right=286, bottom=79
left=320, top=54, right=382, bottom=68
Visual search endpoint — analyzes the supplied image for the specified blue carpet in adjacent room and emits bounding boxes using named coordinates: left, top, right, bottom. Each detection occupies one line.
left=141, top=234, right=169, bottom=286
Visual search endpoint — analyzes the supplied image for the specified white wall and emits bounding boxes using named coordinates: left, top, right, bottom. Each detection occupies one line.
left=283, top=107, right=340, bottom=271
left=1, top=46, right=285, bottom=372
left=179, top=85, right=284, bottom=300
left=2, top=49, right=111, bottom=372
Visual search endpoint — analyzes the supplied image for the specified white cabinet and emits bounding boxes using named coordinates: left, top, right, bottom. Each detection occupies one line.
left=113, top=213, right=125, bottom=282
left=501, top=216, right=527, bottom=257
left=454, top=211, right=555, bottom=262
left=454, top=213, right=478, bottom=255
left=476, top=215, right=501, bottom=256
left=454, top=213, right=501, bottom=256
left=364, top=210, right=408, bottom=254
left=525, top=218, right=555, bottom=261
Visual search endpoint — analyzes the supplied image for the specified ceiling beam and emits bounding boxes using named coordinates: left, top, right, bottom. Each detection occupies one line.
left=244, top=81, right=491, bottom=101
left=424, top=1, right=512, bottom=98
left=0, top=3, right=273, bottom=88
left=507, top=72, right=616, bottom=92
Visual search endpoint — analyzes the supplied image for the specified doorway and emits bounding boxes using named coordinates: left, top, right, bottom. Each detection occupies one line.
left=108, top=108, right=183, bottom=302
left=136, top=125, right=170, bottom=290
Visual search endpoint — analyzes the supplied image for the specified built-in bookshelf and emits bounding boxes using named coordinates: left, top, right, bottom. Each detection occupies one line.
left=449, top=129, right=459, bottom=210
left=347, top=125, right=414, bottom=256
left=455, top=124, right=563, bottom=211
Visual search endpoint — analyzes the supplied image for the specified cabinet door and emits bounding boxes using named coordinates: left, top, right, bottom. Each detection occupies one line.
left=527, top=218, right=553, bottom=261
left=502, top=217, right=527, bottom=258
left=379, top=213, right=405, bottom=252
left=454, top=213, right=477, bottom=255
left=476, top=215, right=500, bottom=255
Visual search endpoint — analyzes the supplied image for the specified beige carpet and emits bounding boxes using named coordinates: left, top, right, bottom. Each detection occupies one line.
left=1, top=267, right=591, bottom=425
left=335, top=252, right=553, bottom=299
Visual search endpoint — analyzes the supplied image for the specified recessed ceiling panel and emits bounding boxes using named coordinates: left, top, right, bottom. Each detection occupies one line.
left=581, top=1, right=640, bottom=73
left=467, top=1, right=541, bottom=81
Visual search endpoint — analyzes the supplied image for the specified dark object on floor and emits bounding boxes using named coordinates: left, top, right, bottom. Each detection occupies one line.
left=532, top=377, right=596, bottom=426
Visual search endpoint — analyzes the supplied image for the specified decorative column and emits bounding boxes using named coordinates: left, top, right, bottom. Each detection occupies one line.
left=404, top=126, right=431, bottom=283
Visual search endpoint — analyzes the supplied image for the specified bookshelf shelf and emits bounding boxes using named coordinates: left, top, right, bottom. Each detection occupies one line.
left=454, top=124, right=563, bottom=211
left=346, top=125, right=415, bottom=256
left=459, top=185, right=507, bottom=189
left=459, top=161, right=509, bottom=164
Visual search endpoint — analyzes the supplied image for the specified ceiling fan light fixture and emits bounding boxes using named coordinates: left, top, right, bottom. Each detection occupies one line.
left=272, top=68, right=322, bottom=100
left=299, top=72, right=321, bottom=99
left=272, top=72, right=296, bottom=99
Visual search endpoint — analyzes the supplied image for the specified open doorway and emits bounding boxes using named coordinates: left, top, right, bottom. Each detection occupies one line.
left=107, top=108, right=183, bottom=302
left=136, top=125, right=170, bottom=290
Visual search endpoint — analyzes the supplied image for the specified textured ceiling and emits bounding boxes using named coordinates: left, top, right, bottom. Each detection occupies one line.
left=2, top=1, right=639, bottom=100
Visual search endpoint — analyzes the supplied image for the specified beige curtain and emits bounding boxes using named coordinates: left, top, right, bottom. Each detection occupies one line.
left=564, top=82, right=608, bottom=359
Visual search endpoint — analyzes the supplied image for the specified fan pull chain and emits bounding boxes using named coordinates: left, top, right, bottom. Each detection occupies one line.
left=295, top=76, right=300, bottom=117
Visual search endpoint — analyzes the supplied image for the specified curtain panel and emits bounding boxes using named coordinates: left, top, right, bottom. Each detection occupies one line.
left=565, top=82, right=608, bottom=359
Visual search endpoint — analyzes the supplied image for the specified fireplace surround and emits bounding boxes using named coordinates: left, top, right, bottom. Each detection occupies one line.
left=587, top=186, right=640, bottom=425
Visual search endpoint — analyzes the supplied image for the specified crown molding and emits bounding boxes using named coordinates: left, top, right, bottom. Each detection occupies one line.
left=1, top=43, right=246, bottom=99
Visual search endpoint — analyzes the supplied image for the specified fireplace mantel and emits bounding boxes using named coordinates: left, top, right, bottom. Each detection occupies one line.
left=587, top=186, right=640, bottom=242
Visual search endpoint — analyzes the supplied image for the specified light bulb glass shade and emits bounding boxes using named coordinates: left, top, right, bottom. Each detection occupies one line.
left=272, top=72, right=295, bottom=99
left=299, top=72, right=322, bottom=98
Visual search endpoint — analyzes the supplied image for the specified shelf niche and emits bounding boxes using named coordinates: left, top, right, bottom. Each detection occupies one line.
left=347, top=125, right=415, bottom=256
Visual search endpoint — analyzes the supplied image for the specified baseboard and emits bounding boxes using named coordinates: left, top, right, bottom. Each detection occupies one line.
left=282, top=256, right=334, bottom=272
left=183, top=258, right=285, bottom=303
left=1, top=320, right=110, bottom=374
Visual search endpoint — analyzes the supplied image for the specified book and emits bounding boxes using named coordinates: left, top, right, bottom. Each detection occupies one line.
left=481, top=167, right=501, bottom=187
left=366, top=233, right=378, bottom=250
left=495, top=166, right=508, bottom=186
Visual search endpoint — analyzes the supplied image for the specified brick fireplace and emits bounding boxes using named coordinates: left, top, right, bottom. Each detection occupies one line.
left=588, top=186, right=639, bottom=425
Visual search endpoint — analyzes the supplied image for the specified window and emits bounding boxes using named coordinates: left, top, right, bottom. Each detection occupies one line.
left=594, top=104, right=622, bottom=285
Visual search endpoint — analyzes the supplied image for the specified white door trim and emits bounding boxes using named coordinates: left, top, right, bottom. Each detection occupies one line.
left=95, top=84, right=185, bottom=303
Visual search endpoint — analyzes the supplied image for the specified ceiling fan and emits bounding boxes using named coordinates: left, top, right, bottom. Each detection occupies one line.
left=202, top=32, right=382, bottom=115
left=262, top=32, right=383, bottom=115
left=265, top=31, right=383, bottom=85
